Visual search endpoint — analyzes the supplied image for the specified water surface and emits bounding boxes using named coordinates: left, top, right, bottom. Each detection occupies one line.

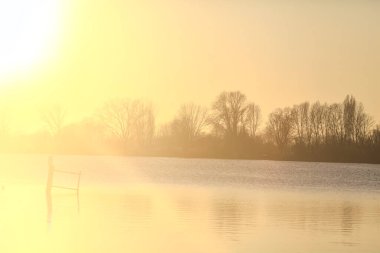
left=0, top=155, right=379, bottom=252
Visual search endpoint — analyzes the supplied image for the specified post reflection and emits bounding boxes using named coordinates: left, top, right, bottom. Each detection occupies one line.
left=46, top=190, right=52, bottom=226
left=341, top=201, right=361, bottom=235
left=211, top=198, right=256, bottom=240
left=46, top=190, right=80, bottom=231
left=45, top=156, right=81, bottom=230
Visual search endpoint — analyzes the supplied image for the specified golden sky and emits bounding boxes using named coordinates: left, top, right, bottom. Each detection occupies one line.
left=0, top=0, right=379, bottom=132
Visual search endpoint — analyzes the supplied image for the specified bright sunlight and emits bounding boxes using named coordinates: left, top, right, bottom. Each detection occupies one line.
left=0, top=1, right=380, bottom=253
left=0, top=0, right=60, bottom=80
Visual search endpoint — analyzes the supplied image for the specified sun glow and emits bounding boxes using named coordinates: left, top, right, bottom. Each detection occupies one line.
left=0, top=0, right=61, bottom=80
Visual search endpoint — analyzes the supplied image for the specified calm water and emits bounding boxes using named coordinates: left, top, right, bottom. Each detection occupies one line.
left=0, top=154, right=380, bottom=252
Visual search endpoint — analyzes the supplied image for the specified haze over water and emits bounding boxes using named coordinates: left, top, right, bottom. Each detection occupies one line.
left=1, top=1, right=380, bottom=252
left=1, top=154, right=379, bottom=253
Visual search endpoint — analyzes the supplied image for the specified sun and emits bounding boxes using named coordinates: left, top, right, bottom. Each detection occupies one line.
left=0, top=0, right=61, bottom=81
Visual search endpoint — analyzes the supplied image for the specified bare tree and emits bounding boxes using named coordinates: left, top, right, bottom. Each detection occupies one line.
left=343, top=95, right=357, bottom=142
left=371, top=125, right=380, bottom=145
left=98, top=99, right=132, bottom=141
left=157, top=123, right=173, bottom=139
left=310, top=102, right=328, bottom=145
left=41, top=105, right=66, bottom=137
left=211, top=91, right=248, bottom=139
left=325, top=103, right=344, bottom=144
left=266, top=108, right=294, bottom=150
left=98, top=99, right=155, bottom=146
left=171, top=103, right=208, bottom=142
left=292, top=102, right=311, bottom=146
left=355, top=103, right=374, bottom=144
left=342, top=95, right=375, bottom=144
left=244, top=103, right=261, bottom=138
left=132, top=101, right=155, bottom=145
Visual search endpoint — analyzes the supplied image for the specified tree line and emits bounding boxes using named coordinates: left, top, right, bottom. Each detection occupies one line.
left=0, top=91, right=379, bottom=163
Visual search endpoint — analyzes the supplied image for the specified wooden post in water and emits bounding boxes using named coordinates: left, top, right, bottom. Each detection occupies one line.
left=46, top=156, right=81, bottom=193
left=77, top=171, right=81, bottom=214
left=76, top=171, right=81, bottom=195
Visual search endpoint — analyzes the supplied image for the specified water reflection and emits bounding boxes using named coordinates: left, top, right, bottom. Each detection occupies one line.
left=170, top=189, right=380, bottom=252
left=341, top=202, right=361, bottom=235
left=3, top=154, right=380, bottom=252
left=46, top=189, right=80, bottom=231
left=1, top=185, right=380, bottom=253
left=46, top=191, right=52, bottom=225
left=167, top=188, right=380, bottom=252
left=265, top=197, right=363, bottom=236
left=211, top=197, right=256, bottom=241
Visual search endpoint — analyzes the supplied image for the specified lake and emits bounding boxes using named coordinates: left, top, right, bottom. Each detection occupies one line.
left=0, top=154, right=379, bottom=252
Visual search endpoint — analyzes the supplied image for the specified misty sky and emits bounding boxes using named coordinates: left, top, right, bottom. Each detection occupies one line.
left=0, top=0, right=379, bottom=132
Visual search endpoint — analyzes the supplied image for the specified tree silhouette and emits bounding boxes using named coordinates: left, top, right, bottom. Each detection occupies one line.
left=325, top=103, right=344, bottom=144
left=266, top=108, right=294, bottom=151
left=1, top=92, right=379, bottom=163
left=98, top=99, right=155, bottom=148
left=41, top=105, right=66, bottom=137
left=171, top=103, right=208, bottom=144
left=210, top=91, right=248, bottom=139
left=354, top=103, right=374, bottom=144
left=292, top=102, right=311, bottom=146
left=244, top=103, right=261, bottom=139
left=343, top=95, right=357, bottom=143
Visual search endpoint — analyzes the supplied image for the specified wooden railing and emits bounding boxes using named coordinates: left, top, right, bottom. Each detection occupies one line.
left=46, top=157, right=81, bottom=194
left=52, top=169, right=81, bottom=192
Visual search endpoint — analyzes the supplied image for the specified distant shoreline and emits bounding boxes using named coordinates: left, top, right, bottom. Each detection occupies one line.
left=1, top=151, right=379, bottom=165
